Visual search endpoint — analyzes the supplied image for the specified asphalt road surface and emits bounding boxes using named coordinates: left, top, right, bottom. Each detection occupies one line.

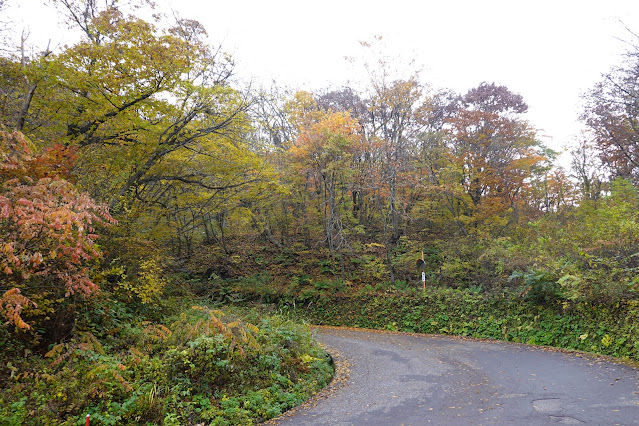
left=276, top=327, right=639, bottom=425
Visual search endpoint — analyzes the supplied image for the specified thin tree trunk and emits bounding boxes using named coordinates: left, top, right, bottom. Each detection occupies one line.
left=16, top=84, right=37, bottom=131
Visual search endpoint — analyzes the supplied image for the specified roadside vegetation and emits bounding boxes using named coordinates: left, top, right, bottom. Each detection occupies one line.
left=2, top=0, right=639, bottom=424
left=0, top=296, right=332, bottom=425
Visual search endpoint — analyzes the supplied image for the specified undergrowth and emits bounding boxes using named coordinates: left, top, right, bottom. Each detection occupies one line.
left=0, top=301, right=333, bottom=425
left=233, top=283, right=639, bottom=361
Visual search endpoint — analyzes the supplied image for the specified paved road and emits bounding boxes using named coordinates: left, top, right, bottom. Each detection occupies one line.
left=277, top=327, right=639, bottom=425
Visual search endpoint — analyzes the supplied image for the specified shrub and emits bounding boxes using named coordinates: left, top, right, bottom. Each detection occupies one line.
left=0, top=130, right=114, bottom=330
left=0, top=304, right=333, bottom=425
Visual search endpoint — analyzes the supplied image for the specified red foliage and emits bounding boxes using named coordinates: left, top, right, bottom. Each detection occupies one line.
left=0, top=129, right=114, bottom=330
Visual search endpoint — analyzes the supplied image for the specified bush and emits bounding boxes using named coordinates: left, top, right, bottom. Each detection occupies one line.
left=509, top=268, right=560, bottom=304
left=0, top=303, right=333, bottom=425
left=0, top=129, right=114, bottom=332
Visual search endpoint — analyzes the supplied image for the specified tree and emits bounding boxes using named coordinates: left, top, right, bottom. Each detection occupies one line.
left=571, top=139, right=603, bottom=200
left=0, top=23, right=55, bottom=134
left=409, top=89, right=465, bottom=237
left=315, top=87, right=375, bottom=226
left=317, top=87, right=368, bottom=127
left=338, top=38, right=435, bottom=281
left=358, top=75, right=430, bottom=282
left=249, top=84, right=295, bottom=149
left=289, top=92, right=362, bottom=276
left=582, top=36, right=639, bottom=183
left=0, top=3, right=276, bottom=261
left=444, top=82, right=547, bottom=235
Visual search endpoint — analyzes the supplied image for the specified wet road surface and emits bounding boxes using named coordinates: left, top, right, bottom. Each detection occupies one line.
left=276, top=327, right=639, bottom=425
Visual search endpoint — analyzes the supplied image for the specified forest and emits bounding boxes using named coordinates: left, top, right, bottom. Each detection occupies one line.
left=2, top=0, right=639, bottom=424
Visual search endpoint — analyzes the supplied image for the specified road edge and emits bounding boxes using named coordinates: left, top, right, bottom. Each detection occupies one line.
left=265, top=334, right=352, bottom=424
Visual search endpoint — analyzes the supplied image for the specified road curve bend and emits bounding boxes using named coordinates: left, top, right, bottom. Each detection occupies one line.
left=275, top=326, right=639, bottom=425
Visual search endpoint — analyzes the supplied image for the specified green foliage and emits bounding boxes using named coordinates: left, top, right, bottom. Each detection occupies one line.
left=511, top=178, right=639, bottom=304
left=359, top=253, right=389, bottom=281
left=232, top=272, right=276, bottom=302
left=0, top=302, right=333, bottom=425
left=313, top=279, right=346, bottom=294
left=276, top=289, right=639, bottom=360
left=509, top=269, right=560, bottom=304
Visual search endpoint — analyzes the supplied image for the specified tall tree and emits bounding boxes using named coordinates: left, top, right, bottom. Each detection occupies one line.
left=445, top=82, right=547, bottom=235
left=582, top=36, right=639, bottom=183
left=571, top=139, right=604, bottom=200
left=360, top=76, right=430, bottom=282
left=4, top=4, right=272, bottom=258
left=289, top=92, right=362, bottom=277
left=315, top=87, right=371, bottom=221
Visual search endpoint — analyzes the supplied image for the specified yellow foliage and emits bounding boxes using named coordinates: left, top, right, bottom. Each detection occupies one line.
left=135, top=258, right=166, bottom=303
left=100, top=257, right=166, bottom=304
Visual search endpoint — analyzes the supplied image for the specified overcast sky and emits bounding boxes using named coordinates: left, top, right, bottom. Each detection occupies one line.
left=6, top=0, right=639, bottom=160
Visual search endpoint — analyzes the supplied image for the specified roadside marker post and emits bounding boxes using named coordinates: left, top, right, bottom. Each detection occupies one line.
left=86, top=414, right=90, bottom=426
left=421, top=251, right=425, bottom=292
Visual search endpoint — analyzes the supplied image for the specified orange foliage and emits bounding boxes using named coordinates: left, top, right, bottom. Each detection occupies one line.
left=446, top=103, right=545, bottom=218
left=0, top=129, right=114, bottom=330
left=0, top=288, right=35, bottom=330
left=291, top=108, right=362, bottom=165
left=27, top=143, right=79, bottom=181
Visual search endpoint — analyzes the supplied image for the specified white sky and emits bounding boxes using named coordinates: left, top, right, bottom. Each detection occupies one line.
left=6, top=0, right=639, bottom=162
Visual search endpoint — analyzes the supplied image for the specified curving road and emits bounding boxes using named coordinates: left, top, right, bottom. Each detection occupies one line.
left=276, top=327, right=639, bottom=425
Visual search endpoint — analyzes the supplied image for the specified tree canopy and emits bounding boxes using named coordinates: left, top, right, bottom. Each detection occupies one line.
left=1, top=1, right=639, bottom=330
